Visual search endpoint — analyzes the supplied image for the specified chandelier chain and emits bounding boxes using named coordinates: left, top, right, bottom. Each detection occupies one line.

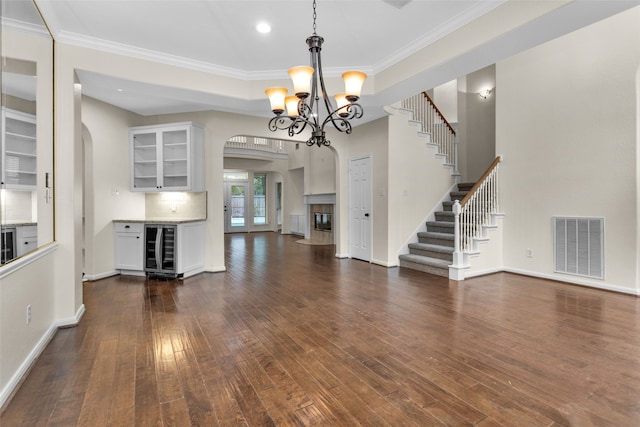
left=312, top=0, right=317, bottom=35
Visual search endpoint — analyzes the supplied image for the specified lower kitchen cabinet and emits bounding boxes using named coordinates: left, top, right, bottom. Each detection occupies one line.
left=114, top=220, right=205, bottom=277
left=16, top=225, right=37, bottom=257
left=114, top=222, right=144, bottom=274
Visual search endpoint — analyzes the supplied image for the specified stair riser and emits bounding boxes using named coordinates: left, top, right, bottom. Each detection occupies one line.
left=427, top=224, right=454, bottom=234
left=409, top=248, right=452, bottom=261
left=434, top=213, right=454, bottom=222
left=399, top=260, right=448, bottom=278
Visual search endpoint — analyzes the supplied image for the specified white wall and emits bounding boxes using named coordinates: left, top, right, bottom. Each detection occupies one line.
left=345, top=117, right=390, bottom=265
left=81, top=97, right=145, bottom=277
left=496, top=7, right=640, bottom=293
left=386, top=108, right=457, bottom=265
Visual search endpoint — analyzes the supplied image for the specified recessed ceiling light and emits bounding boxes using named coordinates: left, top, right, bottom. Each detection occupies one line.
left=116, top=88, right=124, bottom=92
left=256, top=22, right=271, bottom=34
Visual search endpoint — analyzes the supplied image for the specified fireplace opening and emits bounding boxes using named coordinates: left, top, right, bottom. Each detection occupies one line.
left=314, top=212, right=332, bottom=232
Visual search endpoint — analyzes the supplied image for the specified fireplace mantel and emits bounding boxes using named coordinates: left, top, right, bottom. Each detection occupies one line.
left=304, top=193, right=336, bottom=205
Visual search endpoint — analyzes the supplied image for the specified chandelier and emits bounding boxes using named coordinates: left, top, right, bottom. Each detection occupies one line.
left=265, top=0, right=367, bottom=147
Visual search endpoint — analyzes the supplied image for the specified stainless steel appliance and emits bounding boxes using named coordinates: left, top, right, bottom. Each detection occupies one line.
left=144, top=224, right=177, bottom=277
left=1, top=227, right=16, bottom=264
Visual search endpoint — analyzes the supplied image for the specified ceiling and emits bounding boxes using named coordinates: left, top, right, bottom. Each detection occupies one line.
left=7, top=0, right=640, bottom=121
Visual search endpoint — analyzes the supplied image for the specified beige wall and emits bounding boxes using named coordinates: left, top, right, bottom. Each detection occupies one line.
left=496, top=7, right=640, bottom=293
left=81, top=96, right=145, bottom=277
left=386, top=109, right=457, bottom=265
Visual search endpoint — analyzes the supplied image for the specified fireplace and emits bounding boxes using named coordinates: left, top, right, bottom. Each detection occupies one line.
left=314, top=212, right=332, bottom=232
left=308, top=203, right=334, bottom=244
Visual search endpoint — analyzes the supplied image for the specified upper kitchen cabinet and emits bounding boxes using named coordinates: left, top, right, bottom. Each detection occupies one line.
left=1, top=108, right=37, bottom=190
left=129, top=122, right=204, bottom=192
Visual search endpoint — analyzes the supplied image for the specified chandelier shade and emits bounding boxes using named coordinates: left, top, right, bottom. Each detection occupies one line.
left=265, top=0, right=367, bottom=147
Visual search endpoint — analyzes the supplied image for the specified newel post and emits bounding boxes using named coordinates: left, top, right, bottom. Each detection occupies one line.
left=449, top=200, right=466, bottom=280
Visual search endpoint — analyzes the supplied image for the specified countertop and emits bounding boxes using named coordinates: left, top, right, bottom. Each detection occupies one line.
left=1, top=222, right=37, bottom=227
left=113, top=218, right=206, bottom=224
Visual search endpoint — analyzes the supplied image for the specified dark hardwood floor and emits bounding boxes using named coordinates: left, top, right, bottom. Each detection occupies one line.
left=2, top=232, right=639, bottom=426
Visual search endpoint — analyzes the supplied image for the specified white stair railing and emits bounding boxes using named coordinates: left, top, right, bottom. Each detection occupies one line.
left=225, top=135, right=292, bottom=155
left=450, top=156, right=502, bottom=279
left=401, top=91, right=457, bottom=170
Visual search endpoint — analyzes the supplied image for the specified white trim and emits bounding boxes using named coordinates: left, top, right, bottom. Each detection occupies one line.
left=82, top=270, right=120, bottom=282
left=303, top=193, right=336, bottom=205
left=0, top=323, right=57, bottom=409
left=205, top=266, right=227, bottom=273
left=0, top=303, right=85, bottom=409
left=503, top=267, right=639, bottom=296
left=0, top=243, right=58, bottom=280
left=463, top=266, right=504, bottom=279
left=372, top=258, right=397, bottom=268
left=57, top=304, right=86, bottom=328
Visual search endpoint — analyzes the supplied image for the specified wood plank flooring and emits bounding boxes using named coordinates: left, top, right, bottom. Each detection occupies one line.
left=2, top=232, right=640, bottom=426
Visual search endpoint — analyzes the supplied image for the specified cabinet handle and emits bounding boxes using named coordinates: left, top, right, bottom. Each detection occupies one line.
left=125, top=225, right=130, bottom=229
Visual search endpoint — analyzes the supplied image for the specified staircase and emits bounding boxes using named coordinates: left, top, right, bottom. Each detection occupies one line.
left=399, top=182, right=474, bottom=277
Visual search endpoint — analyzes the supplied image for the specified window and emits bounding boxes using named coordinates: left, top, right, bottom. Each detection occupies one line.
left=253, top=173, right=266, bottom=225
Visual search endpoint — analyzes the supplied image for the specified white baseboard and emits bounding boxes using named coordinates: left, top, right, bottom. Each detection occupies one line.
left=57, top=304, right=86, bottom=328
left=0, top=304, right=86, bottom=409
left=335, top=253, right=349, bottom=259
left=372, top=258, right=398, bottom=268
left=0, top=322, right=58, bottom=409
left=503, top=267, right=639, bottom=296
left=205, top=266, right=227, bottom=273
left=83, top=270, right=119, bottom=282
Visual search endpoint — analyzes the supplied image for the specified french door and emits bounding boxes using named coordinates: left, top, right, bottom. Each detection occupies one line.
left=224, top=182, right=249, bottom=233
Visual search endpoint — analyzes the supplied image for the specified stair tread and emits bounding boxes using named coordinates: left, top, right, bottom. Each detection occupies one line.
left=408, top=243, right=454, bottom=253
left=426, top=221, right=454, bottom=228
left=399, top=254, right=450, bottom=267
left=450, top=191, right=468, bottom=197
left=417, top=231, right=454, bottom=240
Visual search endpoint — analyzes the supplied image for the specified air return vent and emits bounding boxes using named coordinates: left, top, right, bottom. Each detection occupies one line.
left=553, top=217, right=604, bottom=279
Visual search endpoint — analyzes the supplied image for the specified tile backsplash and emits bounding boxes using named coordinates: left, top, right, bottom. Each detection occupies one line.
left=145, top=191, right=207, bottom=219
left=1, top=190, right=36, bottom=223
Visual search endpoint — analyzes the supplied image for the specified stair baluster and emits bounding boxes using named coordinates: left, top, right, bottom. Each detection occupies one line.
left=401, top=92, right=457, bottom=172
left=450, top=156, right=502, bottom=279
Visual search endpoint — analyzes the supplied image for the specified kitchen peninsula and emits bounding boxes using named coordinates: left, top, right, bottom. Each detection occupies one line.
left=113, top=191, right=207, bottom=278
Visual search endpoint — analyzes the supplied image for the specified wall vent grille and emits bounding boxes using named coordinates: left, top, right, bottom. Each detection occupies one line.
left=553, top=217, right=604, bottom=279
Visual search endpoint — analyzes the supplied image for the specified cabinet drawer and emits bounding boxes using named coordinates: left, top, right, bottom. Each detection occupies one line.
left=114, top=223, right=143, bottom=233
left=19, top=225, right=37, bottom=238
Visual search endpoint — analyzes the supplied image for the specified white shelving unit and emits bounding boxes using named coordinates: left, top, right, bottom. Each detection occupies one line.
left=129, top=122, right=204, bottom=192
left=1, top=108, right=37, bottom=190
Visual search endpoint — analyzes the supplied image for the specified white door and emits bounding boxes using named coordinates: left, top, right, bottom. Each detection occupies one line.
left=350, top=156, right=372, bottom=261
left=224, top=182, right=250, bottom=233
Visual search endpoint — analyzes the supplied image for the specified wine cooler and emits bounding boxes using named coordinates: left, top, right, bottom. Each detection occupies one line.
left=144, top=224, right=177, bottom=276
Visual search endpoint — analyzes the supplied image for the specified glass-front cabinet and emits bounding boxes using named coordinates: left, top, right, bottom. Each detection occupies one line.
left=2, top=108, right=37, bottom=189
left=1, top=0, right=54, bottom=266
left=130, top=122, right=204, bottom=192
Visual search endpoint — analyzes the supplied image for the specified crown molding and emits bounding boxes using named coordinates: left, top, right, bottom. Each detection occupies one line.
left=1, top=17, right=50, bottom=39
left=371, top=0, right=505, bottom=75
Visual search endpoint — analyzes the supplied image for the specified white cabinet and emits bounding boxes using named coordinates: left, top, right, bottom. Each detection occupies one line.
left=176, top=221, right=205, bottom=277
left=1, top=109, right=37, bottom=190
left=114, top=222, right=144, bottom=273
left=290, top=214, right=305, bottom=235
left=129, top=122, right=204, bottom=192
left=16, top=225, right=37, bottom=257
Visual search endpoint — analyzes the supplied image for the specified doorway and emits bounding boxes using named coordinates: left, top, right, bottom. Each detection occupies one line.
left=224, top=181, right=249, bottom=233
left=349, top=155, right=372, bottom=261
